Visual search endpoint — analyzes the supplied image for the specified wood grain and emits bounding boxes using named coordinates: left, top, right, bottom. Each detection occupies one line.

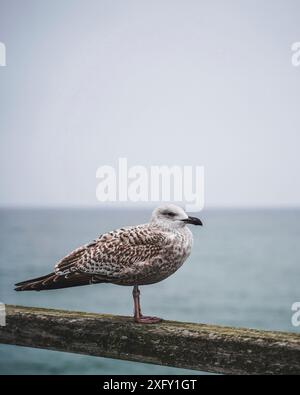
left=0, top=305, right=299, bottom=374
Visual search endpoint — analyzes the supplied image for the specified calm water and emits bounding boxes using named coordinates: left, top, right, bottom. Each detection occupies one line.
left=0, top=208, right=299, bottom=374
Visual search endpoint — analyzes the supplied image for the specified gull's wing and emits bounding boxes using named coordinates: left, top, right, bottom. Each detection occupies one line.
left=15, top=225, right=168, bottom=291
left=54, top=225, right=167, bottom=282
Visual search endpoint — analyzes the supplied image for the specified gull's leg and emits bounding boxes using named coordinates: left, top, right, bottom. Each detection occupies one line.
left=132, top=285, right=142, bottom=318
left=132, top=285, right=161, bottom=324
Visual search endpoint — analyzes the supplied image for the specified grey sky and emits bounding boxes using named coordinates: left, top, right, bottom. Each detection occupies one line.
left=0, top=0, right=300, bottom=208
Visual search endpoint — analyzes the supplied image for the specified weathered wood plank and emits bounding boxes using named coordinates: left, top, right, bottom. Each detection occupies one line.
left=0, top=305, right=299, bottom=374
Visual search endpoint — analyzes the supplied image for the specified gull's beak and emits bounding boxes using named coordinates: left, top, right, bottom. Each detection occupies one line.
left=181, top=216, right=203, bottom=226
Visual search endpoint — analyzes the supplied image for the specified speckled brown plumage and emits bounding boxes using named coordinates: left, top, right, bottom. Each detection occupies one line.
left=15, top=204, right=202, bottom=323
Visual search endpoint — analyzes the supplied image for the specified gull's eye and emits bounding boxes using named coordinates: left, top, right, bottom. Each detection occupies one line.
left=164, top=211, right=175, bottom=217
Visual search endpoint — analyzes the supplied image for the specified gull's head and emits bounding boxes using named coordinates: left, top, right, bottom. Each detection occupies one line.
left=150, top=204, right=203, bottom=229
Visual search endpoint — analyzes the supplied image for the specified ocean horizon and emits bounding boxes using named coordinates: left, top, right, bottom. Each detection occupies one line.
left=1, top=207, right=299, bottom=374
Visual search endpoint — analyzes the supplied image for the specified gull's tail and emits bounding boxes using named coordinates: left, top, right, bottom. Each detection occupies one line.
left=14, top=271, right=98, bottom=291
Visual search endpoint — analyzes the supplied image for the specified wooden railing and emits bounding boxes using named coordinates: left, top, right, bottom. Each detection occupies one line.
left=0, top=304, right=300, bottom=375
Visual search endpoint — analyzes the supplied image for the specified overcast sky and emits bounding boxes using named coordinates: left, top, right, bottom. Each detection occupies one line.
left=0, top=0, right=300, bottom=208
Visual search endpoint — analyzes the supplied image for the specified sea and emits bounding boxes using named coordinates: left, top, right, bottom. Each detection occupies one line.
left=0, top=208, right=299, bottom=374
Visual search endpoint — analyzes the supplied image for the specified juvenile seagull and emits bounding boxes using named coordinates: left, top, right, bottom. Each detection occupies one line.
left=15, top=204, right=202, bottom=323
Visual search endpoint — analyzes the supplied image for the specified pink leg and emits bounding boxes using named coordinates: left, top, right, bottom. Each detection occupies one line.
left=132, top=285, right=161, bottom=324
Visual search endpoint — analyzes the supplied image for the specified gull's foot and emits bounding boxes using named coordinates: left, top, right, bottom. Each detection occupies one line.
left=134, top=315, right=162, bottom=324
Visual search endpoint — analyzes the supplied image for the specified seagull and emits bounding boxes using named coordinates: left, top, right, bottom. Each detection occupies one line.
left=15, top=204, right=202, bottom=323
